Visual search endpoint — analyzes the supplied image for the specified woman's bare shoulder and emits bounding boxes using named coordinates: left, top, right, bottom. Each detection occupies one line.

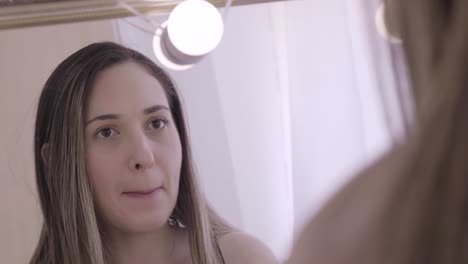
left=219, top=231, right=278, bottom=264
left=288, top=143, right=412, bottom=264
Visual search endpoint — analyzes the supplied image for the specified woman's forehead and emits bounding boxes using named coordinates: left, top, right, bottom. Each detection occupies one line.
left=86, top=62, right=170, bottom=118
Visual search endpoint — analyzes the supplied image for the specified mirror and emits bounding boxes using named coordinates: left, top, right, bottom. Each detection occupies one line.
left=0, top=1, right=408, bottom=263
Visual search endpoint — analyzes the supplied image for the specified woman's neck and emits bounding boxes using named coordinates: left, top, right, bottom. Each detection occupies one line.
left=107, top=224, right=183, bottom=264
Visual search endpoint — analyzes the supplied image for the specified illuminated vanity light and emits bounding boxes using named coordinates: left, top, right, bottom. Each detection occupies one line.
left=153, top=0, right=224, bottom=70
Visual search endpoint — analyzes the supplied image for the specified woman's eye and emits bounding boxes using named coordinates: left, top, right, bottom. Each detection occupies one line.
left=149, top=118, right=168, bottom=130
left=96, top=128, right=117, bottom=138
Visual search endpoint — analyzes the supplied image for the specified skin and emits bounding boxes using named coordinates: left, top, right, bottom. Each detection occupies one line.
left=219, top=231, right=279, bottom=264
left=287, top=144, right=409, bottom=264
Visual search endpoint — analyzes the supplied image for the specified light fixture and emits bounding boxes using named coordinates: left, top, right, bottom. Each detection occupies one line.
left=375, top=2, right=402, bottom=44
left=152, top=0, right=224, bottom=70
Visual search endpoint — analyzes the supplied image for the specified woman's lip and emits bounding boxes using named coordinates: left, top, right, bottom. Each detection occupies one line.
left=123, top=186, right=162, bottom=196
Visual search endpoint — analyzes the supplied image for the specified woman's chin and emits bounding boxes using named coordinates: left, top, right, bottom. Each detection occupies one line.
left=126, top=214, right=171, bottom=233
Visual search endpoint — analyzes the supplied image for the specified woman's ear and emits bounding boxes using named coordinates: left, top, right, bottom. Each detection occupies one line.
left=41, top=143, right=49, bottom=167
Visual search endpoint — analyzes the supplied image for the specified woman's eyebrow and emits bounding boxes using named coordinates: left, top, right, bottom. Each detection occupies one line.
left=143, top=104, right=170, bottom=115
left=85, top=105, right=170, bottom=127
left=85, top=114, right=120, bottom=127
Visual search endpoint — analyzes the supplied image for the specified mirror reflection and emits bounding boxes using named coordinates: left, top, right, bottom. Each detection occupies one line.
left=0, top=0, right=412, bottom=263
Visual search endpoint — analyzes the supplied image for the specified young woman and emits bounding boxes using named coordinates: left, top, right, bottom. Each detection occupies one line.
left=30, top=42, right=277, bottom=264
left=288, top=0, right=468, bottom=263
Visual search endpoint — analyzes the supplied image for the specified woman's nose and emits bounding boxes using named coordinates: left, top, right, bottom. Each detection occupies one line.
left=128, top=133, right=155, bottom=172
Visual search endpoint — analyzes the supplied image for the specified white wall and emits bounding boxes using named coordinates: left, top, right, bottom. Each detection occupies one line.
left=0, top=20, right=116, bottom=264
left=284, top=0, right=392, bottom=233
left=210, top=2, right=295, bottom=260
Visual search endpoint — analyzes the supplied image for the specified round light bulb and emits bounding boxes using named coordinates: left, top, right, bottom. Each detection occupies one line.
left=152, top=0, right=224, bottom=70
left=375, top=2, right=402, bottom=44
left=168, top=0, right=223, bottom=56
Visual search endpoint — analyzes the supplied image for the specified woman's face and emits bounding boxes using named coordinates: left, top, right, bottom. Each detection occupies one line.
left=84, top=62, right=182, bottom=233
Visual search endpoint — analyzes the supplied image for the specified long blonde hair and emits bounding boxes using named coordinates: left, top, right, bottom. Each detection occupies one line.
left=382, top=0, right=468, bottom=263
left=30, top=42, right=232, bottom=264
